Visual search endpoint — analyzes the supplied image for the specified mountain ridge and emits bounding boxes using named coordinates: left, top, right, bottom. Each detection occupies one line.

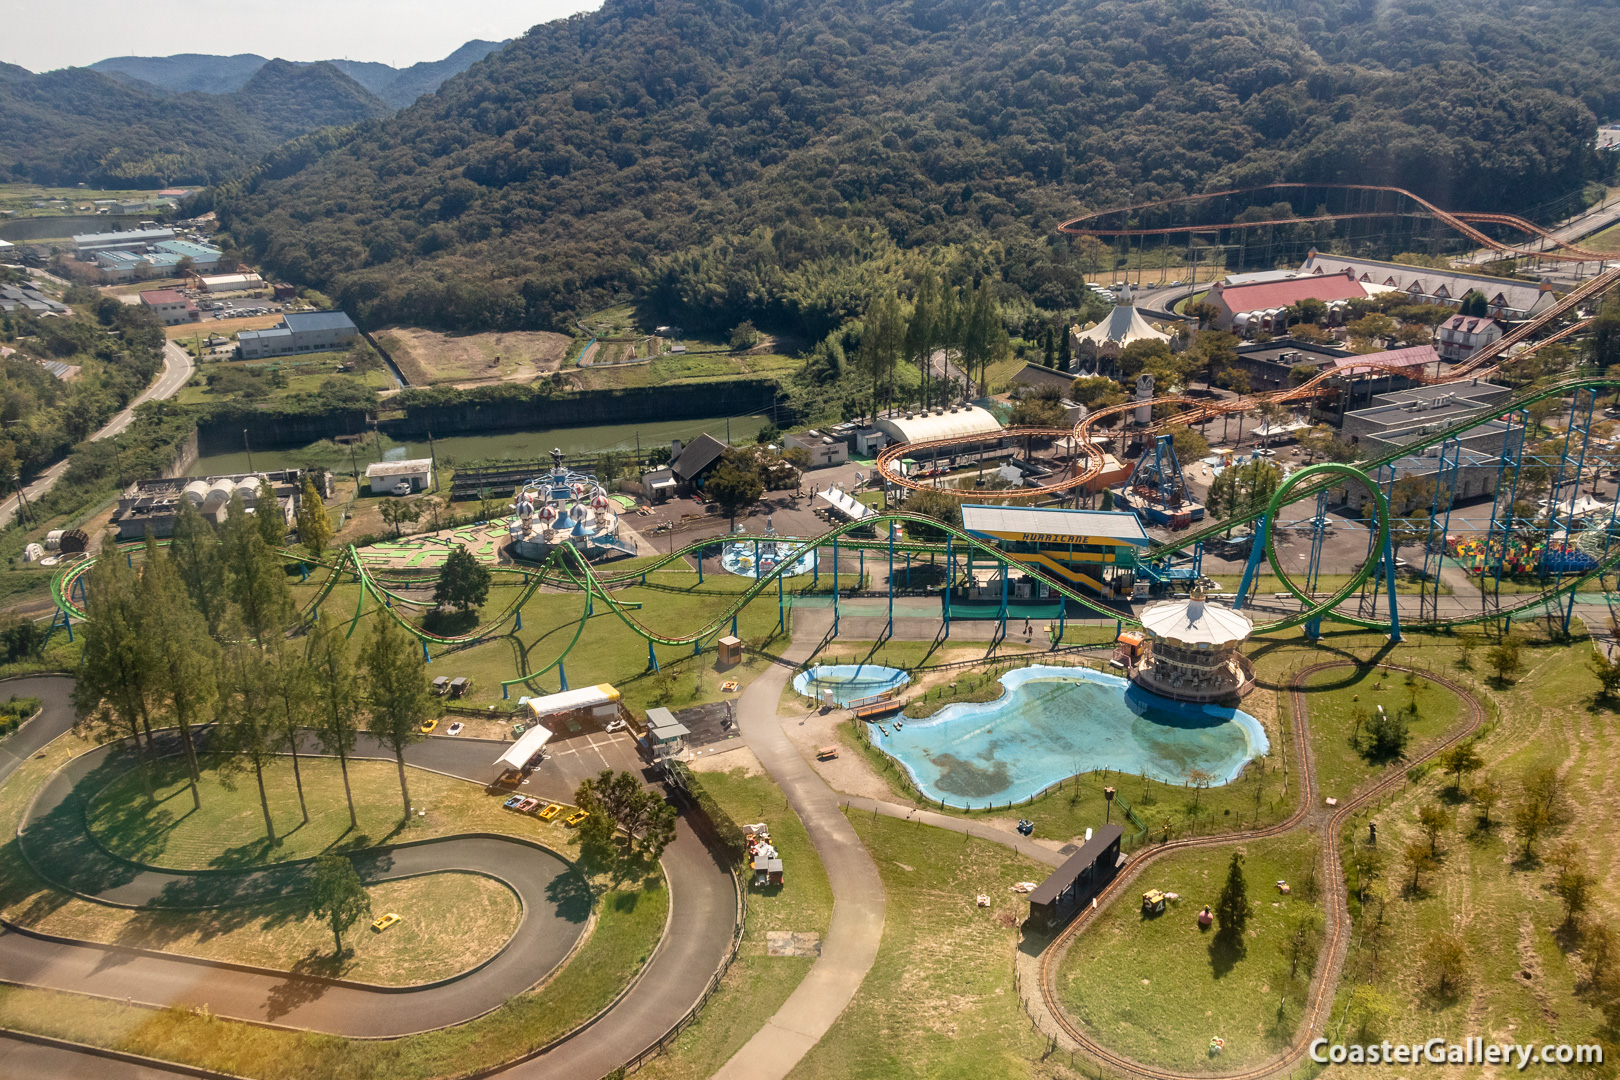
left=213, top=0, right=1618, bottom=337
left=87, top=41, right=508, bottom=109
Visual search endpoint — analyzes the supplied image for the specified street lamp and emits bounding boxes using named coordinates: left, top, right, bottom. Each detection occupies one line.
left=1104, top=785, right=1116, bottom=823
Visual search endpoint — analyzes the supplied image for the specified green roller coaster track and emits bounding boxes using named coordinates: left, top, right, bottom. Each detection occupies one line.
left=47, top=373, right=1620, bottom=692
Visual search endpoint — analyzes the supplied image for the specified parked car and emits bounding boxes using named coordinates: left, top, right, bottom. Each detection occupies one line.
left=391, top=481, right=412, bottom=496
left=371, top=913, right=401, bottom=932
left=604, top=719, right=626, bottom=733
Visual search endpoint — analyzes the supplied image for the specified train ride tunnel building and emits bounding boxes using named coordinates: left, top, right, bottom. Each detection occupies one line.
left=959, top=504, right=1151, bottom=597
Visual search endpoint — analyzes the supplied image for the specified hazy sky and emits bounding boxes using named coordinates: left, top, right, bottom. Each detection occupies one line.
left=0, top=0, right=601, bottom=72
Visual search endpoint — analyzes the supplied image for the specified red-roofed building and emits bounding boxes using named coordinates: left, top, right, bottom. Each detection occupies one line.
left=139, top=289, right=199, bottom=326
left=1332, top=344, right=1440, bottom=377
left=1208, top=272, right=1369, bottom=333
left=1435, top=314, right=1504, bottom=364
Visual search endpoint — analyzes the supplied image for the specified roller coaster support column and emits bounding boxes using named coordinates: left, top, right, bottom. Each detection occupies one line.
left=999, top=558, right=1009, bottom=637
left=778, top=566, right=785, bottom=633
left=1303, top=492, right=1328, bottom=640
left=423, top=640, right=431, bottom=663
left=943, top=536, right=952, bottom=638
left=697, top=552, right=703, bottom=584
left=1380, top=524, right=1403, bottom=643
left=515, top=610, right=522, bottom=631
left=1231, top=512, right=1271, bottom=612
left=299, top=563, right=308, bottom=582
left=832, top=536, right=839, bottom=638
left=559, top=662, right=569, bottom=691
left=1422, top=439, right=1463, bottom=624
left=887, top=524, right=895, bottom=638
left=649, top=641, right=659, bottom=672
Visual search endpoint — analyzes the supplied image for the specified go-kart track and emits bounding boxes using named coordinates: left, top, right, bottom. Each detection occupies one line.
left=0, top=676, right=739, bottom=1080
left=7, top=184, right=1620, bottom=1079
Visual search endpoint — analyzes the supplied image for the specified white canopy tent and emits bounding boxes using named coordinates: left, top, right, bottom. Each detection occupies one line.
left=524, top=684, right=621, bottom=719
left=1072, top=306, right=1172, bottom=354
left=495, top=726, right=554, bottom=771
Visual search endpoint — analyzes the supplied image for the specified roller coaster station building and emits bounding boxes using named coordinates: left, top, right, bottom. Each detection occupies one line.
left=959, top=504, right=1150, bottom=598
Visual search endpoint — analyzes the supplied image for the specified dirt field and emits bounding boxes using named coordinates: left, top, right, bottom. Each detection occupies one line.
left=374, top=327, right=573, bottom=386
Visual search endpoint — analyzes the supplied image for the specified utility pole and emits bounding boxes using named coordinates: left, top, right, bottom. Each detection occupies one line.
left=12, top=473, right=29, bottom=526
left=243, top=428, right=254, bottom=473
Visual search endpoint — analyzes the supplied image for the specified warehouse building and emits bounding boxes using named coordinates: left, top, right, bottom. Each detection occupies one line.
left=238, top=311, right=360, bottom=359
left=108, top=470, right=325, bottom=541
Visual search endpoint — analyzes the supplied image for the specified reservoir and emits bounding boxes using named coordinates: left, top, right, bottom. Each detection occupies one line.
left=190, top=412, right=773, bottom=477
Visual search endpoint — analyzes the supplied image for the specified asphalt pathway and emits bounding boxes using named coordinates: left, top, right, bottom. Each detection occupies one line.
left=711, top=611, right=886, bottom=1080
left=0, top=676, right=737, bottom=1077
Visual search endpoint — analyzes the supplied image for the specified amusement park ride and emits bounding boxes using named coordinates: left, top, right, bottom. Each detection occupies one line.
left=42, top=185, right=1620, bottom=688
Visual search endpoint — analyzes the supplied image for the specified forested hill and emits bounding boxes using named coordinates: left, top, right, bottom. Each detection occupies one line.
left=90, top=41, right=509, bottom=109
left=214, top=0, right=1618, bottom=336
left=0, top=61, right=389, bottom=188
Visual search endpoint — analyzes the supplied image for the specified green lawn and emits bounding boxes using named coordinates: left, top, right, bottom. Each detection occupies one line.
left=296, top=566, right=799, bottom=712
left=636, top=765, right=834, bottom=1080
left=1585, top=218, right=1620, bottom=254
left=87, top=755, right=475, bottom=869
left=1057, top=833, right=1324, bottom=1072
left=1294, top=663, right=1462, bottom=802
left=785, top=812, right=1050, bottom=1080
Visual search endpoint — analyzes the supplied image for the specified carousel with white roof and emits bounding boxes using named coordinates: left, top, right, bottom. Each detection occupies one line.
left=507, top=449, right=637, bottom=562
left=1131, top=587, right=1256, bottom=703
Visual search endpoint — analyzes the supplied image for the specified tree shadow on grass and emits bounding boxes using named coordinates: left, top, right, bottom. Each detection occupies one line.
left=1208, top=926, right=1246, bottom=979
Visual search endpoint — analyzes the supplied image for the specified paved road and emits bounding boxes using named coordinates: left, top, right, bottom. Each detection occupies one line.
left=0, top=676, right=738, bottom=1077
left=712, top=609, right=886, bottom=1080
left=0, top=340, right=193, bottom=529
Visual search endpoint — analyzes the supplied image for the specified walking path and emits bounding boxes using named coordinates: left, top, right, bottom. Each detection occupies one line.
left=711, top=611, right=886, bottom=1080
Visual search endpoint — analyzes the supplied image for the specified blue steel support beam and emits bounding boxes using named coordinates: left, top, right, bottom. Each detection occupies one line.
left=1232, top=512, right=1272, bottom=612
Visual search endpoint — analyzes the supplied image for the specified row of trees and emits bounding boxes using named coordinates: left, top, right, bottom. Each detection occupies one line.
left=75, top=493, right=439, bottom=839
left=853, top=275, right=1012, bottom=417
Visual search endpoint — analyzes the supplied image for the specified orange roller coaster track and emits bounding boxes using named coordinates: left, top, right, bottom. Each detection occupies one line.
left=876, top=262, right=1620, bottom=500
left=1057, top=182, right=1613, bottom=264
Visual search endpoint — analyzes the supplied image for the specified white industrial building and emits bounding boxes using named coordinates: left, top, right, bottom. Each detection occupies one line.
left=783, top=430, right=849, bottom=468
left=873, top=404, right=1003, bottom=446
left=199, top=273, right=266, bottom=293
left=367, top=459, right=434, bottom=494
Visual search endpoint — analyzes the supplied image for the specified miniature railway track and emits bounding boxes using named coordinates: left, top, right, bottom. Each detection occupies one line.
left=1033, top=662, right=1489, bottom=1080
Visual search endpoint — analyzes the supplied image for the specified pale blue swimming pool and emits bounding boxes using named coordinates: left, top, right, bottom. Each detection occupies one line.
left=877, top=664, right=1268, bottom=807
left=792, top=664, right=910, bottom=705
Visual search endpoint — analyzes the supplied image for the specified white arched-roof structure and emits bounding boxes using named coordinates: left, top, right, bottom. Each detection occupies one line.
left=1139, top=593, right=1253, bottom=648
left=1072, top=306, right=1172, bottom=356
left=873, top=404, right=1003, bottom=445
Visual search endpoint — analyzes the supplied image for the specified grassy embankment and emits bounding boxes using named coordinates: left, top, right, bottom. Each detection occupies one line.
left=1325, top=627, right=1620, bottom=1073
